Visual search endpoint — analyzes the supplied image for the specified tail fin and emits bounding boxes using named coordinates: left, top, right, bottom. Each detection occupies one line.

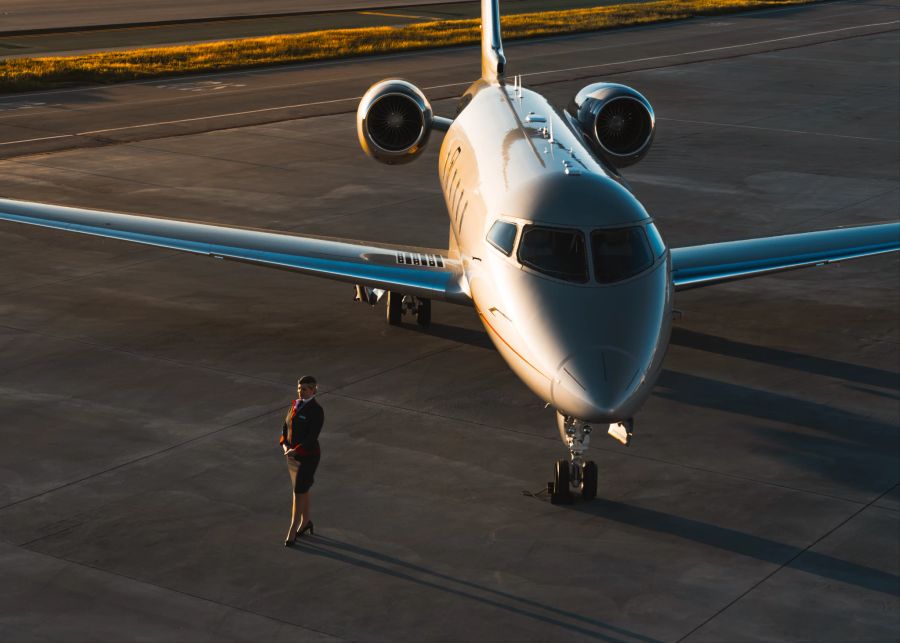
left=481, top=0, right=506, bottom=83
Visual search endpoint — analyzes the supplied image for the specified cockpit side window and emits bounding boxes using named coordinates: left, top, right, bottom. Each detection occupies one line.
left=591, top=226, right=654, bottom=284
left=645, top=222, right=666, bottom=258
left=518, top=226, right=588, bottom=283
left=486, top=220, right=518, bottom=256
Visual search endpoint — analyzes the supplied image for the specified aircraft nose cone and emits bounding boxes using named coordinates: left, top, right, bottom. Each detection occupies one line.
left=551, top=346, right=641, bottom=422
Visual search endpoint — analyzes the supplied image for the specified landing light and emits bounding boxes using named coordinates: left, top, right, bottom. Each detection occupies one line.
left=608, top=421, right=633, bottom=446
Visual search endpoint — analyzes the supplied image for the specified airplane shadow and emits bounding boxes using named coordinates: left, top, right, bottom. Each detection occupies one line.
left=654, top=369, right=899, bottom=495
left=844, top=384, right=900, bottom=401
left=670, top=327, right=900, bottom=391
left=419, top=322, right=494, bottom=350
left=655, top=369, right=897, bottom=445
left=290, top=535, right=662, bottom=643
left=570, top=499, right=900, bottom=597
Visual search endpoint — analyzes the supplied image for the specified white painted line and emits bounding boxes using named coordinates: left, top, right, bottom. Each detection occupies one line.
left=0, top=95, right=366, bottom=146
left=0, top=19, right=896, bottom=148
left=659, top=117, right=900, bottom=143
left=0, top=133, right=73, bottom=146
left=520, top=20, right=900, bottom=78
left=78, top=95, right=361, bottom=135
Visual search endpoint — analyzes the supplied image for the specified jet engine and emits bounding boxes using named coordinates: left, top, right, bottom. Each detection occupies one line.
left=357, top=79, right=434, bottom=165
left=568, top=82, right=655, bottom=168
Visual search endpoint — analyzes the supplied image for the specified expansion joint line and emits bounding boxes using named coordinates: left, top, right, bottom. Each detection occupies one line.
left=0, top=403, right=286, bottom=512
left=674, top=481, right=900, bottom=642
left=0, top=335, right=461, bottom=512
left=19, top=547, right=344, bottom=641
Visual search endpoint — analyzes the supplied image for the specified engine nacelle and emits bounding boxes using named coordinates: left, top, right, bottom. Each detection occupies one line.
left=357, top=79, right=434, bottom=165
left=568, top=82, right=655, bottom=168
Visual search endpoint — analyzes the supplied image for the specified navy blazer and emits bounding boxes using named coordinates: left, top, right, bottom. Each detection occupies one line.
left=281, top=398, right=324, bottom=455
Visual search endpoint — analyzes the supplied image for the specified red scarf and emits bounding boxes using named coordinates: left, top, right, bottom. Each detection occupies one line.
left=281, top=399, right=315, bottom=455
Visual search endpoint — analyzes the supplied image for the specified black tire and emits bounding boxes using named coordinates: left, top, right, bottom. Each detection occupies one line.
left=386, top=291, right=402, bottom=325
left=416, top=298, right=432, bottom=328
left=581, top=461, right=598, bottom=501
left=551, top=459, right=572, bottom=505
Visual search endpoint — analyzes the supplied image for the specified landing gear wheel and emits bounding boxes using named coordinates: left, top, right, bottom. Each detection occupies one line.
left=415, top=298, right=431, bottom=328
left=581, top=461, right=598, bottom=501
left=550, top=459, right=573, bottom=505
left=386, top=291, right=402, bottom=326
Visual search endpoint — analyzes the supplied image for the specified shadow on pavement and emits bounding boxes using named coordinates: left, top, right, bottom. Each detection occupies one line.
left=572, top=499, right=900, bottom=597
left=421, top=322, right=493, bottom=350
left=670, top=327, right=900, bottom=391
left=292, top=535, right=662, bottom=643
left=656, top=369, right=897, bottom=444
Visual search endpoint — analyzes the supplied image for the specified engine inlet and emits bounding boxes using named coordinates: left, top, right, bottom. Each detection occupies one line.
left=595, top=97, right=653, bottom=157
left=367, top=94, right=425, bottom=152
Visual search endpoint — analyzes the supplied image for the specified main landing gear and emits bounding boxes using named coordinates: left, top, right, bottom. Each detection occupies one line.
left=354, top=286, right=431, bottom=328
left=387, top=291, right=431, bottom=328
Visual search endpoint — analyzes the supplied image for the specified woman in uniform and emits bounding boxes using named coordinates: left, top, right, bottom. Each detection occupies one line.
left=281, top=375, right=323, bottom=546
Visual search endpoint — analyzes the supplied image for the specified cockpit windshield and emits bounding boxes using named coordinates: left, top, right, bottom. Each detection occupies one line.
left=591, top=226, right=655, bottom=284
left=518, top=225, right=588, bottom=283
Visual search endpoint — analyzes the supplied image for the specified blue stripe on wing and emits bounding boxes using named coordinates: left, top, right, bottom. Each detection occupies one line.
left=671, top=223, right=900, bottom=291
left=0, top=198, right=469, bottom=304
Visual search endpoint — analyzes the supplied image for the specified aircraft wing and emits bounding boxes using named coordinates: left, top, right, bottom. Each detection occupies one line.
left=670, top=222, right=900, bottom=291
left=0, top=197, right=469, bottom=304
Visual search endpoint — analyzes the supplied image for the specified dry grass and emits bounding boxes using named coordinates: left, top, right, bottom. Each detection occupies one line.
left=0, top=0, right=816, bottom=92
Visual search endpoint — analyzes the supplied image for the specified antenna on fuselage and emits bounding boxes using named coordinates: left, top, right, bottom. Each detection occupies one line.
left=481, top=0, right=506, bottom=84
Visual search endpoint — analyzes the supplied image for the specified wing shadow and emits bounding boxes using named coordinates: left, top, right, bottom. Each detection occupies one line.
left=670, top=327, right=899, bottom=391
left=571, top=499, right=900, bottom=597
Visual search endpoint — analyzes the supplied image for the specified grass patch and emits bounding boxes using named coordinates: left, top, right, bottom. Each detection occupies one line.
left=1, top=0, right=817, bottom=92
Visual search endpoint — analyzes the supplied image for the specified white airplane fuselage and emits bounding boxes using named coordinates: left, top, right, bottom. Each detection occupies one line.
left=1, top=0, right=895, bottom=505
left=440, top=82, right=673, bottom=424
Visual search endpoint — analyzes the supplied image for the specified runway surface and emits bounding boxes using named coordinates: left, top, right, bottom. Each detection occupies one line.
left=0, top=1, right=644, bottom=59
left=0, top=0, right=470, bottom=33
left=0, top=0, right=898, bottom=641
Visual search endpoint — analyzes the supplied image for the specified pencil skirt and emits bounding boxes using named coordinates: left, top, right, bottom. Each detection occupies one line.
left=286, top=452, right=320, bottom=493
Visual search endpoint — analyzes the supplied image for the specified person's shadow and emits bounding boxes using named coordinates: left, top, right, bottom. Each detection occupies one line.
left=289, top=534, right=663, bottom=642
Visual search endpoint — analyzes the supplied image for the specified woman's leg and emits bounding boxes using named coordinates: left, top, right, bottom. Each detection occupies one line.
left=297, top=492, right=311, bottom=529
left=287, top=492, right=302, bottom=539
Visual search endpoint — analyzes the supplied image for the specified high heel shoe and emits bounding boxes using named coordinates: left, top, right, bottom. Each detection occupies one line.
left=284, top=531, right=298, bottom=547
left=298, top=521, right=315, bottom=537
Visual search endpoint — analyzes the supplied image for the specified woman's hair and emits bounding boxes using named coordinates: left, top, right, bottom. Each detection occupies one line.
left=298, top=375, right=317, bottom=387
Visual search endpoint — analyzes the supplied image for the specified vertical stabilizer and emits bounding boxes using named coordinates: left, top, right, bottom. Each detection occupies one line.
left=481, top=0, right=506, bottom=83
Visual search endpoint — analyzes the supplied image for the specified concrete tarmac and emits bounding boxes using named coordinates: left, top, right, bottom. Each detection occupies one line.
left=0, top=0, right=468, bottom=33
left=0, top=1, right=646, bottom=60
left=0, top=0, right=898, bottom=641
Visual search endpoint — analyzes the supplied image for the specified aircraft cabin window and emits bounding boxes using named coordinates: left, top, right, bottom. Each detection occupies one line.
left=454, top=190, right=465, bottom=220
left=444, top=147, right=461, bottom=183
left=518, top=226, right=588, bottom=282
left=486, top=220, right=517, bottom=256
left=591, top=226, right=654, bottom=284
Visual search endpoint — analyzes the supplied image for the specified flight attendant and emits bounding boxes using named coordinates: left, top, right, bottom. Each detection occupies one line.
left=281, top=375, right=323, bottom=546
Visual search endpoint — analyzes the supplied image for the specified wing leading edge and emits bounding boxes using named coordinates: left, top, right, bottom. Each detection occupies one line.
left=671, top=222, right=900, bottom=291
left=0, top=197, right=470, bottom=304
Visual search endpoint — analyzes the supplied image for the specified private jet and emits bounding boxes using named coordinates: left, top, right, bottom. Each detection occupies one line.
left=1, top=0, right=897, bottom=503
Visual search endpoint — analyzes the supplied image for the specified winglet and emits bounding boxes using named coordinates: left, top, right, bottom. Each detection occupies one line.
left=481, top=0, right=506, bottom=83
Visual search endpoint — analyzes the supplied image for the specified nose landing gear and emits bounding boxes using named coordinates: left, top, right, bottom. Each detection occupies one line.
left=550, top=413, right=598, bottom=504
